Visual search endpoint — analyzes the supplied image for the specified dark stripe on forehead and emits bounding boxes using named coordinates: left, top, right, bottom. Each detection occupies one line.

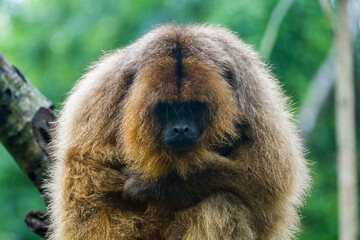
left=171, top=42, right=183, bottom=98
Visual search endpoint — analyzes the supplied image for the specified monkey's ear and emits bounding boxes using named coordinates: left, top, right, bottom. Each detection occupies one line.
left=220, top=65, right=236, bottom=89
left=122, top=67, right=137, bottom=87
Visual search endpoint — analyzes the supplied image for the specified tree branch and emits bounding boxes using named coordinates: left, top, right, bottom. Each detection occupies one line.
left=259, top=0, right=295, bottom=58
left=0, top=52, right=56, bottom=238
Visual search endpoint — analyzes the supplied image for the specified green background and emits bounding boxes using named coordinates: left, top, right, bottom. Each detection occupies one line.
left=0, top=0, right=359, bottom=239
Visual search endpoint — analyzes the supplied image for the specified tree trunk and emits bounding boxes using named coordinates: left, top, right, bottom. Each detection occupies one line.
left=298, top=0, right=360, bottom=144
left=0, top=52, right=56, bottom=237
left=335, top=1, right=358, bottom=240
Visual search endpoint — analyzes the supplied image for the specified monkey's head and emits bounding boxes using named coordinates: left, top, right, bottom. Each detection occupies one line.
left=63, top=24, right=263, bottom=179
left=119, top=25, right=247, bottom=179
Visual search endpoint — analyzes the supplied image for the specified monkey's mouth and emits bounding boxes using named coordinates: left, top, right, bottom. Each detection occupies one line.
left=163, top=134, right=197, bottom=152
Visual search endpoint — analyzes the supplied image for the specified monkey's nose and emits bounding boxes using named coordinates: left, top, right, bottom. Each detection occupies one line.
left=163, top=123, right=199, bottom=152
left=173, top=124, right=190, bottom=135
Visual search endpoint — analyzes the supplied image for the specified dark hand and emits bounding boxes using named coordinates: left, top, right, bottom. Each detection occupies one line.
left=122, top=167, right=217, bottom=208
left=122, top=168, right=160, bottom=202
left=167, top=225, right=186, bottom=240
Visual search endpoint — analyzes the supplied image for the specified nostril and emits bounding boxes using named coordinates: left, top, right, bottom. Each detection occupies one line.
left=172, top=125, right=191, bottom=135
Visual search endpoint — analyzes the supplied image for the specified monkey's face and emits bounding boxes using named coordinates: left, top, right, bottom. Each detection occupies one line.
left=119, top=29, right=241, bottom=179
left=154, top=101, right=207, bottom=152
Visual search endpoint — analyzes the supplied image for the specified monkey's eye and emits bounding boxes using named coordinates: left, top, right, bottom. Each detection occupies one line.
left=187, top=101, right=207, bottom=118
left=154, top=101, right=207, bottom=125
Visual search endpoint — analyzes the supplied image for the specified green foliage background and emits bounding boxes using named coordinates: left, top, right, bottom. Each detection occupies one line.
left=0, top=0, right=359, bottom=239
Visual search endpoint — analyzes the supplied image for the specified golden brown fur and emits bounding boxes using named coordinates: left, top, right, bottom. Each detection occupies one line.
left=47, top=24, right=310, bottom=240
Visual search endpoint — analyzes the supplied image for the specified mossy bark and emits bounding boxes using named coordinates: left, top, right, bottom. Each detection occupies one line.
left=0, top=52, right=55, bottom=237
left=0, top=52, right=54, bottom=192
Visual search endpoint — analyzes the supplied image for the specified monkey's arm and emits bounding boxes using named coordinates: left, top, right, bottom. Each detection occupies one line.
left=123, top=166, right=257, bottom=240
left=123, top=156, right=241, bottom=208
left=49, top=155, right=155, bottom=240
left=168, top=191, right=256, bottom=240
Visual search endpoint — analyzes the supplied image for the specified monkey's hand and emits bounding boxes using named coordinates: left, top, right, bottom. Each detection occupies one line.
left=122, top=169, right=193, bottom=206
left=122, top=168, right=211, bottom=208
left=122, top=168, right=163, bottom=202
left=166, top=225, right=186, bottom=240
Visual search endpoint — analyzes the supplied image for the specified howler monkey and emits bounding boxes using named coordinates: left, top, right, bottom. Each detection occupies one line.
left=47, top=24, right=310, bottom=240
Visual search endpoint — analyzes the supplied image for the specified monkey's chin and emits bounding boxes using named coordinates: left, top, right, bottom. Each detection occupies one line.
left=165, top=140, right=196, bottom=153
